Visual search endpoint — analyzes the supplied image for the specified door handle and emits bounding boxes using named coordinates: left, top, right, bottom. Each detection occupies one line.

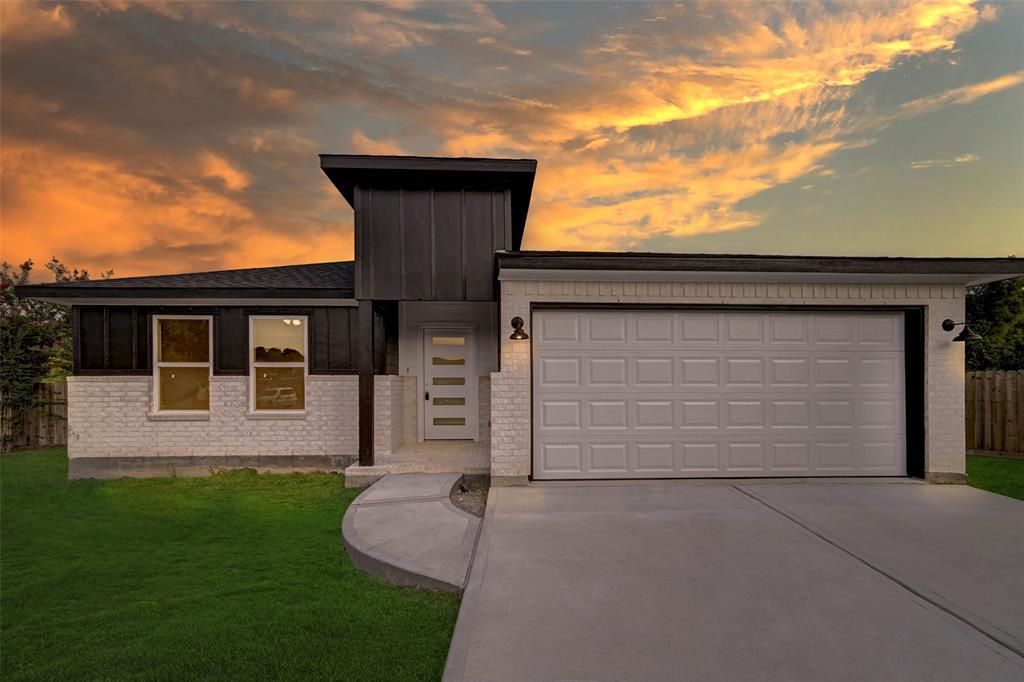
left=425, top=391, right=430, bottom=401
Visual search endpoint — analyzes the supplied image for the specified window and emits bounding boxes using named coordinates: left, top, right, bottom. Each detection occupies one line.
left=153, top=316, right=211, bottom=412
left=250, top=316, right=307, bottom=412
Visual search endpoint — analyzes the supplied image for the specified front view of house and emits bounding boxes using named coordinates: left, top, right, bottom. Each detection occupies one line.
left=20, top=155, right=1024, bottom=485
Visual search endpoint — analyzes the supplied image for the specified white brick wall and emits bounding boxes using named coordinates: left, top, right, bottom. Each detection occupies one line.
left=491, top=280, right=966, bottom=480
left=68, top=374, right=404, bottom=461
left=375, top=375, right=417, bottom=454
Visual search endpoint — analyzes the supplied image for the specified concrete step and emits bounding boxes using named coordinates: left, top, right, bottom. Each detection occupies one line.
left=344, top=463, right=491, bottom=489
left=341, top=473, right=482, bottom=593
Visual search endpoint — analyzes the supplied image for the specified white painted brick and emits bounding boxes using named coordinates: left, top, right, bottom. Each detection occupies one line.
left=68, top=374, right=394, bottom=462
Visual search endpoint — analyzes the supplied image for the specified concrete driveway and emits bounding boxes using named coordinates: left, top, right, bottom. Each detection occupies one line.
left=444, top=480, right=1024, bottom=682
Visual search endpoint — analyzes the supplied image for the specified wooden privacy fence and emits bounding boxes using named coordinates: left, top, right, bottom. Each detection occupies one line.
left=966, top=370, right=1024, bottom=454
left=0, top=382, right=68, bottom=452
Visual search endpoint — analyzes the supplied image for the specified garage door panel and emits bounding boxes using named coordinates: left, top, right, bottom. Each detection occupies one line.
left=679, top=442, right=721, bottom=471
left=680, top=357, right=720, bottom=386
left=633, top=314, right=674, bottom=343
left=533, top=310, right=906, bottom=479
left=540, top=443, right=582, bottom=473
left=590, top=443, right=629, bottom=472
left=538, top=357, right=580, bottom=387
left=678, top=314, right=719, bottom=343
left=726, top=442, right=766, bottom=471
left=586, top=313, right=627, bottom=343
left=771, top=442, right=811, bottom=471
left=587, top=357, right=627, bottom=386
left=589, top=401, right=628, bottom=430
left=680, top=400, right=720, bottom=429
left=635, top=357, right=674, bottom=386
left=725, top=357, right=765, bottom=386
left=539, top=401, right=581, bottom=430
left=635, top=442, right=675, bottom=471
left=635, top=401, right=674, bottom=429
left=858, top=315, right=900, bottom=347
left=769, top=358, right=811, bottom=387
left=538, top=313, right=581, bottom=343
left=769, top=315, right=812, bottom=344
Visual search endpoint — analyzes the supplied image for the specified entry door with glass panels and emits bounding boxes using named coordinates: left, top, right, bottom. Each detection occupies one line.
left=423, top=327, right=477, bottom=440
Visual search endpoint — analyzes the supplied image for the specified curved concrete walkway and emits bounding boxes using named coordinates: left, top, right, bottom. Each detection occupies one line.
left=342, top=473, right=482, bottom=593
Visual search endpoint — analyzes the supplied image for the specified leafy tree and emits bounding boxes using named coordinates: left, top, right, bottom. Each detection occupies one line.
left=965, top=276, right=1024, bottom=371
left=1, top=259, right=111, bottom=449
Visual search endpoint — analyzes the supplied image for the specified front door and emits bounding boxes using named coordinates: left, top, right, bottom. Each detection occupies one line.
left=423, top=327, right=477, bottom=440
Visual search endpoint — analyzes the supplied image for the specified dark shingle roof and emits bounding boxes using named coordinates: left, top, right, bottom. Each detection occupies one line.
left=17, top=261, right=354, bottom=300
left=497, top=251, right=1023, bottom=283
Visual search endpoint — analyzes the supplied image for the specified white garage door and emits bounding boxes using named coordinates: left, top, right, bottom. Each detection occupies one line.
left=532, top=310, right=906, bottom=479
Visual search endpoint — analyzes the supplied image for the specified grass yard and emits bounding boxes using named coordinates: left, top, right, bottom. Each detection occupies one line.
left=967, top=454, right=1024, bottom=501
left=0, top=449, right=460, bottom=681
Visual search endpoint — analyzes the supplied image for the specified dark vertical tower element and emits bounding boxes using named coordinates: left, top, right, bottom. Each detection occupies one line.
left=319, top=155, right=537, bottom=302
left=320, top=155, right=537, bottom=467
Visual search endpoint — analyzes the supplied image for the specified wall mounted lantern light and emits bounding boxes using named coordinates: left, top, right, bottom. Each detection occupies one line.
left=941, top=318, right=982, bottom=343
left=509, top=316, right=529, bottom=340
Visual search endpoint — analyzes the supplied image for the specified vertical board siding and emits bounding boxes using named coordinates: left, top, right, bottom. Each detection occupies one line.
left=312, top=308, right=330, bottom=372
left=368, top=189, right=402, bottom=299
left=329, top=307, right=358, bottom=372
left=79, top=307, right=105, bottom=369
left=357, top=186, right=508, bottom=301
left=401, top=189, right=433, bottom=299
left=966, top=370, right=1024, bottom=454
left=107, top=308, right=134, bottom=370
left=464, top=190, right=494, bottom=300
left=433, top=189, right=465, bottom=300
left=1, top=382, right=68, bottom=452
left=216, top=308, right=247, bottom=374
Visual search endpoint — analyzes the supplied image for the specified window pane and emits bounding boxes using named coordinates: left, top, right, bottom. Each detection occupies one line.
left=433, top=377, right=465, bottom=386
left=432, top=336, right=465, bottom=346
left=253, top=318, right=305, bottom=362
left=158, top=319, right=209, bottom=363
left=432, top=356, right=464, bottom=365
left=433, top=397, right=465, bottom=406
left=158, top=367, right=209, bottom=411
left=254, top=367, right=305, bottom=410
left=433, top=417, right=465, bottom=426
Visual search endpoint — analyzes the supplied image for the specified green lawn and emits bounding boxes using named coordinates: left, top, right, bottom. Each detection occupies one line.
left=967, top=454, right=1024, bottom=501
left=0, top=449, right=459, bottom=681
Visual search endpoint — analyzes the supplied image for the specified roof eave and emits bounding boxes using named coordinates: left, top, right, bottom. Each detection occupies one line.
left=15, top=285, right=356, bottom=303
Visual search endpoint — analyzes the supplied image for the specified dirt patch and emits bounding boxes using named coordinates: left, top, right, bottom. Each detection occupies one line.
left=450, top=476, right=489, bottom=517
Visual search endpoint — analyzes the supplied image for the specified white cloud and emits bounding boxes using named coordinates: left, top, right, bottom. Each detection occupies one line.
left=910, top=153, right=980, bottom=169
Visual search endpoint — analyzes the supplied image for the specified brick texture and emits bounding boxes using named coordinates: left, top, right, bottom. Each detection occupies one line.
left=68, top=374, right=405, bottom=462
left=491, top=279, right=966, bottom=479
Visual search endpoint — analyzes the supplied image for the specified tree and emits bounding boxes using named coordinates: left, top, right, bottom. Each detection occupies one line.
left=0, top=259, right=111, bottom=450
left=965, top=276, right=1024, bottom=371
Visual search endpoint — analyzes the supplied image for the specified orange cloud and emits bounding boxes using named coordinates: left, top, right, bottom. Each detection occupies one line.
left=200, top=152, right=250, bottom=191
left=350, top=131, right=406, bottom=156
left=0, top=140, right=350, bottom=276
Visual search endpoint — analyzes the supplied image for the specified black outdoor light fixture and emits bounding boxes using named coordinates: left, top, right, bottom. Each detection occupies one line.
left=509, top=316, right=529, bottom=340
left=941, top=318, right=983, bottom=343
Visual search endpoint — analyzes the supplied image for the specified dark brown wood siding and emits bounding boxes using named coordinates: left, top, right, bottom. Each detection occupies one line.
left=354, top=187, right=511, bottom=301
left=72, top=305, right=395, bottom=376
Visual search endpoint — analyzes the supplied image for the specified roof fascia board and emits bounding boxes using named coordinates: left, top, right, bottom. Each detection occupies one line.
left=497, top=268, right=1012, bottom=286
left=17, top=295, right=358, bottom=307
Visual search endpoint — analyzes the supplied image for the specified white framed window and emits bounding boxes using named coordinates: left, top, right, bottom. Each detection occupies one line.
left=153, top=315, right=212, bottom=413
left=250, top=315, right=307, bottom=413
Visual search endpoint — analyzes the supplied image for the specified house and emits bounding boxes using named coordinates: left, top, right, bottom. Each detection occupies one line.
left=19, top=155, right=1024, bottom=485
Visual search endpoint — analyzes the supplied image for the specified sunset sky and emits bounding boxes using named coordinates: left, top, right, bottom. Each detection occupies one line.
left=2, top=0, right=1022, bottom=279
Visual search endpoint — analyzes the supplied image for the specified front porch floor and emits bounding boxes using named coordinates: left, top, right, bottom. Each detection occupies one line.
left=345, top=440, right=490, bottom=488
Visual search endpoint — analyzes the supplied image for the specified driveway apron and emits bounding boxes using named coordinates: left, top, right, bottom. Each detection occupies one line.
left=443, top=481, right=1024, bottom=682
